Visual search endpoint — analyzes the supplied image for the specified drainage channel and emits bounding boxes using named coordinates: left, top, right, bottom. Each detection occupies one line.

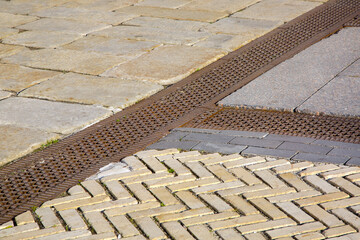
left=0, top=0, right=359, bottom=224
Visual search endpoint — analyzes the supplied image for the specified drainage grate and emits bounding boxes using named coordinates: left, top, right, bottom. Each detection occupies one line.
left=183, top=107, right=360, bottom=144
left=0, top=0, right=359, bottom=224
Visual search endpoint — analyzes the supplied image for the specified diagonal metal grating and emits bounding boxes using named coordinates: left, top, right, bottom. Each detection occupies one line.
left=0, top=0, right=359, bottom=224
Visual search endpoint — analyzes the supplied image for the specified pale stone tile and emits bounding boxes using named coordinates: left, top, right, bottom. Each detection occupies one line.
left=273, top=161, right=314, bottom=174
left=328, top=177, right=360, bottom=196
left=188, top=224, right=218, bottom=240
left=106, top=215, right=139, bottom=238
left=1, top=226, right=64, bottom=240
left=0, top=221, right=13, bottom=230
left=0, top=44, right=25, bottom=58
left=223, top=195, right=259, bottom=215
left=0, top=91, right=12, bottom=100
left=217, top=184, right=269, bottom=197
left=246, top=159, right=290, bottom=171
left=176, top=191, right=206, bottom=209
left=74, top=232, right=117, bottom=240
left=0, top=223, right=40, bottom=239
left=0, top=28, right=18, bottom=39
left=266, top=221, right=326, bottom=239
left=320, top=196, right=360, bottom=210
left=207, top=165, right=238, bottom=182
left=136, top=0, right=192, bottom=9
left=102, top=45, right=225, bottom=85
left=300, top=164, right=340, bottom=177
left=150, top=187, right=179, bottom=206
left=223, top=156, right=265, bottom=169
left=105, top=202, right=159, bottom=217
left=249, top=198, right=287, bottom=220
left=81, top=180, right=107, bottom=197
left=156, top=207, right=212, bottom=223
left=28, top=229, right=91, bottom=240
left=59, top=209, right=87, bottom=230
left=244, top=232, right=267, bottom=240
left=294, top=232, right=325, bottom=240
left=3, top=49, right=126, bottom=75
left=267, top=190, right=322, bottom=203
left=145, top=174, right=196, bottom=188
left=19, top=72, right=163, bottom=109
left=83, top=211, right=113, bottom=234
left=216, top=228, right=245, bottom=240
left=127, top=183, right=157, bottom=203
left=0, top=124, right=59, bottom=167
left=135, top=217, right=167, bottom=239
left=181, top=0, right=259, bottom=14
left=237, top=218, right=296, bottom=234
left=0, top=12, right=38, bottom=28
left=182, top=212, right=239, bottom=227
left=199, top=193, right=233, bottom=212
left=15, top=211, right=35, bottom=225
left=243, top=187, right=296, bottom=199
left=279, top=172, right=313, bottom=191
left=163, top=159, right=191, bottom=176
left=105, top=181, right=132, bottom=200
left=321, top=167, right=360, bottom=180
left=129, top=204, right=186, bottom=219
left=208, top=214, right=267, bottom=230
left=304, top=175, right=340, bottom=193
left=254, top=169, right=288, bottom=188
left=79, top=197, right=137, bottom=213
left=303, top=205, right=343, bottom=228
left=184, top=161, right=214, bottom=179
left=276, top=202, right=314, bottom=223
left=36, top=207, right=62, bottom=228
left=62, top=0, right=140, bottom=12
left=295, top=192, right=349, bottom=207
left=162, top=221, right=195, bottom=239
left=332, top=208, right=360, bottom=230
left=323, top=225, right=356, bottom=238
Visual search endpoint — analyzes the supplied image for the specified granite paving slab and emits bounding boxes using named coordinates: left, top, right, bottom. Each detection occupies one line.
left=0, top=12, right=38, bottom=28
left=19, top=73, right=163, bottom=109
left=340, top=58, right=360, bottom=77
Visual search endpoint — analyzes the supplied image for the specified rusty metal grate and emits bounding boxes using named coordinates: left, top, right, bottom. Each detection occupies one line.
left=0, top=0, right=359, bottom=224
left=183, top=107, right=360, bottom=144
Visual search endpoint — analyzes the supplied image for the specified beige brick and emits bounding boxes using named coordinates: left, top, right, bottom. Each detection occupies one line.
left=150, top=187, right=179, bottom=206
left=328, top=177, right=360, bottom=196
left=346, top=173, right=360, bottom=182
left=244, top=232, right=267, bottom=240
left=164, top=158, right=191, bottom=175
left=273, top=162, right=314, bottom=174
left=74, top=232, right=117, bottom=240
left=237, top=218, right=296, bottom=234
left=321, top=167, right=360, bottom=180
left=41, top=193, right=90, bottom=208
left=36, top=207, right=62, bottom=228
left=224, top=195, right=259, bottom=215
left=295, top=192, right=349, bottom=207
left=276, top=202, right=313, bottom=223
left=15, top=211, right=34, bottom=225
left=349, top=204, right=360, bottom=213
left=136, top=149, right=178, bottom=158
left=135, top=217, right=166, bottom=240
left=201, top=154, right=244, bottom=166
left=105, top=202, right=159, bottom=217
left=162, top=221, right=195, bottom=240
left=184, top=161, right=214, bottom=178
left=199, top=193, right=233, bottom=212
left=229, top=167, right=262, bottom=185
left=254, top=170, right=287, bottom=188
left=299, top=164, right=339, bottom=177
left=168, top=177, right=219, bottom=192
left=176, top=190, right=206, bottom=209
left=192, top=180, right=245, bottom=194
left=1, top=226, right=64, bottom=240
left=267, top=190, right=322, bottom=203
left=129, top=204, right=186, bottom=219
left=279, top=173, right=313, bottom=191
left=106, top=215, right=139, bottom=238
left=243, top=187, right=296, bottom=200
left=101, top=169, right=151, bottom=182
left=323, top=225, right=356, bottom=238
left=145, top=174, right=196, bottom=188
left=156, top=154, right=173, bottom=162
left=249, top=198, right=287, bottom=220
left=104, top=180, right=132, bottom=200
left=127, top=183, right=156, bottom=203
left=207, top=165, right=237, bottom=182
left=182, top=211, right=239, bottom=227
left=216, top=228, right=245, bottom=240
left=123, top=156, right=148, bottom=170
left=304, top=175, right=340, bottom=193
left=80, top=197, right=137, bottom=213
left=223, top=156, right=265, bottom=169
left=321, top=196, right=360, bottom=210
left=59, top=209, right=87, bottom=230
left=68, top=185, right=86, bottom=195
left=177, top=153, right=219, bottom=163
left=31, top=230, right=91, bottom=240
left=140, top=156, right=168, bottom=173
left=123, top=172, right=172, bottom=184
left=246, top=159, right=289, bottom=171
left=294, top=232, right=325, bottom=240
left=157, top=207, right=212, bottom=223
left=0, top=222, right=39, bottom=238
left=266, top=221, right=326, bottom=239
left=332, top=208, right=360, bottom=230
left=303, top=205, right=343, bottom=228
left=217, top=184, right=269, bottom=197
left=0, top=221, right=13, bottom=230
left=188, top=224, right=218, bottom=240
left=81, top=180, right=107, bottom=196
left=84, top=211, right=113, bottom=234
left=209, top=214, right=267, bottom=230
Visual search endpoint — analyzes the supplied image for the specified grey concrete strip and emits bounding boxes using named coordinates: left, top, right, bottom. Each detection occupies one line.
left=312, top=139, right=360, bottom=150
left=146, top=140, right=200, bottom=151
left=347, top=157, right=360, bottom=166
left=277, top=142, right=332, bottom=155
left=183, top=133, right=235, bottom=144
left=328, top=148, right=360, bottom=158
left=264, top=134, right=315, bottom=144
left=230, top=137, right=283, bottom=148
left=292, top=153, right=350, bottom=165
left=242, top=147, right=297, bottom=159
left=192, top=142, right=247, bottom=154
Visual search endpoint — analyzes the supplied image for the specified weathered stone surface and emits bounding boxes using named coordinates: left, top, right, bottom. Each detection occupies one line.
left=0, top=63, right=61, bottom=92
left=232, top=0, right=321, bottom=22
left=194, top=33, right=258, bottom=51
left=0, top=91, right=12, bottom=100
left=61, top=35, right=160, bottom=58
left=2, top=31, right=82, bottom=49
left=0, top=1, right=54, bottom=15
left=20, top=73, right=163, bottom=108
left=17, top=18, right=110, bottom=35
left=62, top=0, right=140, bottom=11
left=0, top=124, right=59, bottom=166
left=341, top=59, right=360, bottom=77
left=117, top=6, right=228, bottom=22
left=0, top=12, right=38, bottom=28
left=3, top=49, right=126, bottom=75
left=102, top=45, right=225, bottom=85
left=181, top=0, right=259, bottom=14
left=136, top=0, right=192, bottom=9
left=0, top=97, right=112, bottom=134
left=0, top=28, right=18, bottom=39
left=91, top=25, right=210, bottom=45
left=0, top=44, right=25, bottom=58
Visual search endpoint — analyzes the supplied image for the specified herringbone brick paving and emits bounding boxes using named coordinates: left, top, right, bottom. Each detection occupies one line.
left=1, top=149, right=360, bottom=239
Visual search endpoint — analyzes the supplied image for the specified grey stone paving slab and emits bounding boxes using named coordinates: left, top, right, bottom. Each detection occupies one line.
left=312, top=140, right=360, bottom=150
left=136, top=0, right=192, bottom=9
left=160, top=131, right=190, bottom=142
left=101, top=45, right=225, bottom=85
left=0, top=91, right=12, bottom=100
left=264, top=134, right=315, bottom=144
left=180, top=0, right=259, bottom=14
left=146, top=140, right=199, bottom=151
left=2, top=31, right=82, bottom=49
left=0, top=12, right=38, bottom=28
left=19, top=73, right=163, bottom=109
left=340, top=59, right=360, bottom=77
left=192, top=142, right=247, bottom=154
left=217, top=130, right=268, bottom=138
left=62, top=0, right=140, bottom=12
left=242, top=147, right=297, bottom=159
left=297, top=76, right=360, bottom=117
left=183, top=133, right=235, bottom=144
left=292, top=153, right=350, bottom=165
left=3, top=49, right=127, bottom=76
left=0, top=124, right=59, bottom=167
left=0, top=63, right=61, bottom=93
left=173, top=128, right=221, bottom=134
left=230, top=137, right=283, bottom=148
left=277, top=142, right=332, bottom=155
left=0, top=97, right=112, bottom=134
left=17, top=18, right=110, bottom=35
left=346, top=158, right=360, bottom=166
left=328, top=148, right=360, bottom=158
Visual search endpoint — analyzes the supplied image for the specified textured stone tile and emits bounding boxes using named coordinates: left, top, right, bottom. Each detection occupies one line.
left=328, top=147, right=360, bottom=158
left=0, top=44, right=25, bottom=58
left=0, top=91, right=12, bottom=100
left=237, top=218, right=296, bottom=234
left=147, top=140, right=200, bottom=151
left=136, top=0, right=192, bottom=9
left=0, top=12, right=38, bottom=28
left=61, top=0, right=140, bottom=11
left=311, top=140, right=360, bottom=150
left=3, top=49, right=126, bottom=75
left=216, top=228, right=246, bottom=240
left=0, top=124, right=59, bottom=166
left=102, top=45, right=225, bottom=85
left=292, top=153, right=349, bottom=165
left=17, top=18, right=110, bottom=35
left=117, top=6, right=227, bottom=22
left=181, top=0, right=259, bottom=14
left=20, top=73, right=163, bottom=108
left=0, top=28, right=18, bottom=39
left=0, top=97, right=111, bottom=134
left=2, top=31, right=82, bottom=48
left=266, top=221, right=326, bottom=239
left=242, top=146, right=298, bottom=159
left=341, top=59, right=360, bottom=77
left=0, top=63, right=61, bottom=92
